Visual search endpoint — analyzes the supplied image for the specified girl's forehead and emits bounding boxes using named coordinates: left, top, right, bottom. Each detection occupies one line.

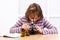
left=30, top=13, right=37, bottom=16
left=29, top=14, right=38, bottom=18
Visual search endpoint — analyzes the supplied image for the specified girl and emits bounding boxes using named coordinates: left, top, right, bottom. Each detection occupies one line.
left=10, top=3, right=58, bottom=35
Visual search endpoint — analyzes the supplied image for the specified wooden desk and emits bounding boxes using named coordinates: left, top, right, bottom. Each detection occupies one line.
left=0, top=34, right=60, bottom=40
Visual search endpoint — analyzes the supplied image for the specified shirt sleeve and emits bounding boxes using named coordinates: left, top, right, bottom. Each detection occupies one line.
left=42, top=18, right=58, bottom=35
left=10, top=27, right=22, bottom=33
left=10, top=17, right=22, bottom=33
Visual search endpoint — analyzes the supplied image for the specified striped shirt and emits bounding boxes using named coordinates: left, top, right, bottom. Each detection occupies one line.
left=10, top=16, right=58, bottom=35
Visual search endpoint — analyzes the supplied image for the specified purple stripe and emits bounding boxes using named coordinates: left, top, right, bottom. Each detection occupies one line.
left=35, top=23, right=43, bottom=26
left=46, top=30, right=48, bottom=34
left=10, top=28, right=14, bottom=33
left=15, top=24, right=19, bottom=27
left=43, top=20, right=47, bottom=26
left=16, top=28, right=18, bottom=33
left=14, top=22, right=20, bottom=27
left=43, top=30, right=47, bottom=35
left=47, top=24, right=52, bottom=28
left=44, top=20, right=48, bottom=25
left=49, top=29, right=53, bottom=34
left=17, top=21, right=21, bottom=25
left=44, top=22, right=49, bottom=27
left=18, top=27, right=21, bottom=33
left=51, top=29, right=53, bottom=34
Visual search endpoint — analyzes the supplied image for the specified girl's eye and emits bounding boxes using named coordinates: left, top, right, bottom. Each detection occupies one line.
left=35, top=17, right=37, bottom=19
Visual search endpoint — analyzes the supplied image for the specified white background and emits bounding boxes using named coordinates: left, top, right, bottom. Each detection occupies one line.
left=0, top=0, right=60, bottom=34
left=0, top=0, right=19, bottom=34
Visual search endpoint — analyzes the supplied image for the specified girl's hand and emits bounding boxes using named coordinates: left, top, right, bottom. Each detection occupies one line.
left=35, top=26, right=42, bottom=34
left=22, top=23, right=30, bottom=30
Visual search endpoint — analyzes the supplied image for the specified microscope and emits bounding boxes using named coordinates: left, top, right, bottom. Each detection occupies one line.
left=29, top=19, right=36, bottom=34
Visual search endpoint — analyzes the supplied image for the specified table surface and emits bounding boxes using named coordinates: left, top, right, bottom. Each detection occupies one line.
left=0, top=34, right=60, bottom=40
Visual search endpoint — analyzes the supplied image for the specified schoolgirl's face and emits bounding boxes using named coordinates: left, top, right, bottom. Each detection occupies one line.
left=28, top=4, right=39, bottom=22
left=29, top=14, right=39, bottom=22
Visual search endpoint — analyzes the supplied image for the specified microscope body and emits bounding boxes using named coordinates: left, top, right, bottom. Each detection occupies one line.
left=29, top=19, right=36, bottom=34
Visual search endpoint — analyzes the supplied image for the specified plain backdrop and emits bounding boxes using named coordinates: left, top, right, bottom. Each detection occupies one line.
left=0, top=0, right=60, bottom=34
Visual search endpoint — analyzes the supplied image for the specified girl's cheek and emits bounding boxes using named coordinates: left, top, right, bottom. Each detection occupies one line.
left=34, top=18, right=39, bottom=22
left=34, top=19, right=37, bottom=22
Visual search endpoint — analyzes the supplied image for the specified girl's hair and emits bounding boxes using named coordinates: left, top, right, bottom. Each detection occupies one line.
left=25, top=3, right=43, bottom=21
